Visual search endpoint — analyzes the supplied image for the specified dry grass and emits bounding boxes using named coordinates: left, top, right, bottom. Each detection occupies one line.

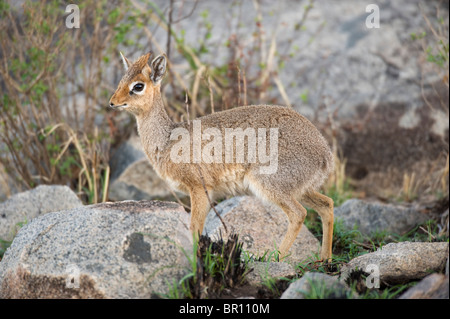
left=399, top=152, right=448, bottom=202
left=321, top=137, right=353, bottom=206
left=0, top=0, right=131, bottom=202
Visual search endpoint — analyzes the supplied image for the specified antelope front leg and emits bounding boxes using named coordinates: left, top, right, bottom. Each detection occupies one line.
left=189, top=187, right=211, bottom=239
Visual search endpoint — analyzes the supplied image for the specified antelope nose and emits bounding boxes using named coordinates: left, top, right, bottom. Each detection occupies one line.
left=109, top=102, right=114, bottom=107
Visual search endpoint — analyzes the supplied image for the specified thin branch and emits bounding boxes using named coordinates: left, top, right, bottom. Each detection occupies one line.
left=185, top=90, right=191, bottom=126
left=237, top=64, right=241, bottom=107
left=166, top=0, right=174, bottom=60
left=207, top=76, right=215, bottom=113
left=243, top=67, right=248, bottom=106
left=172, top=0, right=199, bottom=24
left=196, top=165, right=228, bottom=233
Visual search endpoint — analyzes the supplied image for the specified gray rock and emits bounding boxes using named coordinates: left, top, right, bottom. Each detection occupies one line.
left=246, top=261, right=296, bottom=286
left=203, top=196, right=321, bottom=264
left=281, top=272, right=356, bottom=299
left=334, top=199, right=430, bottom=236
left=109, top=159, right=176, bottom=200
left=0, top=200, right=193, bottom=298
left=399, top=274, right=449, bottom=299
left=0, top=185, right=83, bottom=241
left=108, top=134, right=186, bottom=201
left=341, top=242, right=449, bottom=285
left=109, top=134, right=146, bottom=181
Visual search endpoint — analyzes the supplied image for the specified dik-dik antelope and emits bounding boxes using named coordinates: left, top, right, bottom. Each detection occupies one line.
left=109, top=52, right=334, bottom=261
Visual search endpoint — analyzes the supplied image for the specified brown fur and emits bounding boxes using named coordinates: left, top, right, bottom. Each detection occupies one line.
left=110, top=52, right=335, bottom=261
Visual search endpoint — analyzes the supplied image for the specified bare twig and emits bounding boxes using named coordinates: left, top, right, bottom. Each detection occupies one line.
left=185, top=90, right=191, bottom=126
left=172, top=0, right=199, bottom=24
left=273, top=75, right=291, bottom=107
left=419, top=226, right=436, bottom=240
left=207, top=76, right=215, bottom=113
left=196, top=165, right=228, bottom=233
left=166, top=0, right=174, bottom=60
left=243, top=67, right=248, bottom=106
left=102, top=165, right=110, bottom=203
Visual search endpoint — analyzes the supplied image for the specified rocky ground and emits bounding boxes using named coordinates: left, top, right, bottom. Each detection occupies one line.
left=0, top=185, right=448, bottom=299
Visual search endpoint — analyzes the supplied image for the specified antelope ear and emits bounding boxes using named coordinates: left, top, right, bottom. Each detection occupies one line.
left=150, top=54, right=167, bottom=85
left=119, top=51, right=131, bottom=71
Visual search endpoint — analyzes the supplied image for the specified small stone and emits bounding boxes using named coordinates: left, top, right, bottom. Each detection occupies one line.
left=341, top=242, right=449, bottom=285
left=399, top=274, right=449, bottom=299
left=334, top=199, right=429, bottom=236
left=281, top=272, right=356, bottom=299
left=246, top=261, right=296, bottom=286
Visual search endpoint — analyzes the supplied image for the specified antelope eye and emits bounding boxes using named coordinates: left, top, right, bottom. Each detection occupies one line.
left=133, top=83, right=144, bottom=92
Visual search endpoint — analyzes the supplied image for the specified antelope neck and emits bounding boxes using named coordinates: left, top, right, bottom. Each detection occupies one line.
left=136, top=91, right=174, bottom=160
